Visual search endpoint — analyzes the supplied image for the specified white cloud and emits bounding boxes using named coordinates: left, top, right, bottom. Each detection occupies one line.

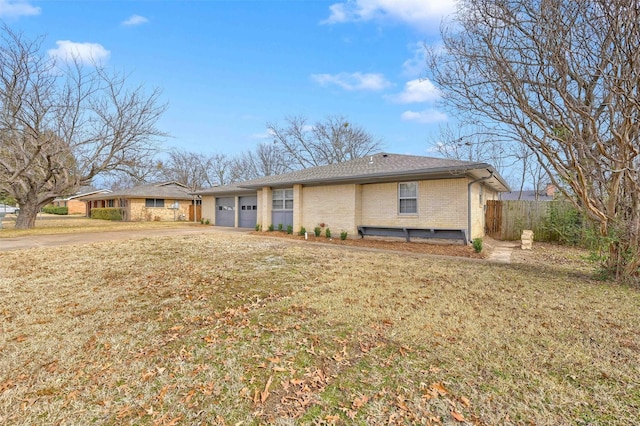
left=122, top=14, right=149, bottom=26
left=401, top=109, right=447, bottom=124
left=402, top=41, right=428, bottom=77
left=250, top=131, right=273, bottom=140
left=48, top=41, right=110, bottom=65
left=322, top=0, right=456, bottom=28
left=0, top=0, right=40, bottom=18
left=311, top=72, right=391, bottom=91
left=387, top=78, right=440, bottom=104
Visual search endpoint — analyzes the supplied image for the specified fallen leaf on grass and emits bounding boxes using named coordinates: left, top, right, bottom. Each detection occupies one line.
left=396, top=395, right=409, bottom=411
left=325, top=414, right=340, bottom=423
left=451, top=410, right=465, bottom=422
left=260, top=376, right=273, bottom=403
left=352, top=394, right=369, bottom=410
left=116, top=406, right=133, bottom=419
left=459, top=396, right=471, bottom=407
left=431, top=382, right=448, bottom=396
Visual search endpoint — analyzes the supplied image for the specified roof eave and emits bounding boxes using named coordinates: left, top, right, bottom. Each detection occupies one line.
left=239, top=164, right=510, bottom=192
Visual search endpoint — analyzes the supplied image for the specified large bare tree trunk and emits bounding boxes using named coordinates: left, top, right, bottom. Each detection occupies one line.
left=15, top=199, right=44, bottom=229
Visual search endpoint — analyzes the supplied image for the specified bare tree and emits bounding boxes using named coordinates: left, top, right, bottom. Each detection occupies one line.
left=208, top=153, right=233, bottom=186
left=160, top=149, right=221, bottom=190
left=100, top=158, right=165, bottom=190
left=429, top=123, right=516, bottom=177
left=428, top=0, right=640, bottom=281
left=0, top=26, right=166, bottom=228
left=230, top=142, right=290, bottom=182
left=267, top=115, right=383, bottom=169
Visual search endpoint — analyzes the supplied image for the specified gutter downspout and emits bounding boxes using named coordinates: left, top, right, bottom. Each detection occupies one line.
left=467, top=171, right=494, bottom=245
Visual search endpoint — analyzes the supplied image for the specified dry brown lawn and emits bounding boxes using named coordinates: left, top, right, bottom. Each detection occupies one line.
left=1, top=231, right=639, bottom=425
left=0, top=215, right=197, bottom=238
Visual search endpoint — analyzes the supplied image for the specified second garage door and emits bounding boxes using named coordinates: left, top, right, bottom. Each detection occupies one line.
left=238, top=196, right=257, bottom=228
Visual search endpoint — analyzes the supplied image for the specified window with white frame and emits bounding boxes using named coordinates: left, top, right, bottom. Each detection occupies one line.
left=272, top=189, right=293, bottom=210
left=398, top=182, right=418, bottom=214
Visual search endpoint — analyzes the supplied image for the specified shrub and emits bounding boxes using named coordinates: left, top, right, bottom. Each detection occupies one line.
left=205, top=219, right=210, bottom=225
left=268, top=224, right=274, bottom=232
left=541, top=202, right=591, bottom=246
left=314, top=226, right=321, bottom=237
left=42, top=206, right=68, bottom=215
left=340, top=231, right=348, bottom=240
left=472, top=237, right=483, bottom=253
left=255, top=224, right=261, bottom=231
left=90, top=208, right=122, bottom=221
left=287, top=225, right=293, bottom=234
left=299, top=226, right=306, bottom=236
left=277, top=223, right=283, bottom=232
left=325, top=228, right=331, bottom=238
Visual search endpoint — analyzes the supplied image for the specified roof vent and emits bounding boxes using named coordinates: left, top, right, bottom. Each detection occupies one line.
left=368, top=156, right=374, bottom=164
left=382, top=154, right=388, bottom=158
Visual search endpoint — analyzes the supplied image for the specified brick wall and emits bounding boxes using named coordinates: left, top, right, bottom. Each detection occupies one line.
left=128, top=198, right=190, bottom=222
left=67, top=200, right=86, bottom=215
left=299, top=184, right=358, bottom=235
left=360, top=179, right=468, bottom=229
left=257, top=187, right=272, bottom=230
left=253, top=177, right=494, bottom=239
left=201, top=195, right=216, bottom=224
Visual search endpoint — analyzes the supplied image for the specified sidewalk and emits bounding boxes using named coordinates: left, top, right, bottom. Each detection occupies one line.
left=485, top=238, right=519, bottom=263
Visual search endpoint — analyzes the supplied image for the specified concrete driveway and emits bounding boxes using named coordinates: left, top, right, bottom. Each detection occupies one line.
left=0, top=226, right=250, bottom=252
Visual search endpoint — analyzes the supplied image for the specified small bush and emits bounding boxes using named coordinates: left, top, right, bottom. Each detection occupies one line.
left=42, top=206, right=68, bottom=215
left=472, top=237, right=483, bottom=253
left=325, top=228, right=332, bottom=238
left=255, top=224, right=261, bottom=231
left=277, top=223, right=283, bottom=232
left=314, top=226, right=321, bottom=237
left=299, top=226, right=306, bottom=236
left=205, top=219, right=210, bottom=225
left=90, top=208, right=122, bottom=221
left=340, top=231, right=348, bottom=240
left=287, top=225, right=293, bottom=234
left=268, top=224, right=274, bottom=232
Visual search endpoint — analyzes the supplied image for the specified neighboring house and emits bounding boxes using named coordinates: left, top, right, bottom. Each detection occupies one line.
left=81, top=182, right=197, bottom=222
left=195, top=153, right=510, bottom=243
left=500, top=184, right=557, bottom=201
left=52, top=186, right=112, bottom=215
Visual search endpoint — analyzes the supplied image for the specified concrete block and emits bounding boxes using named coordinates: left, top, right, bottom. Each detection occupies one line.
left=521, top=229, right=533, bottom=250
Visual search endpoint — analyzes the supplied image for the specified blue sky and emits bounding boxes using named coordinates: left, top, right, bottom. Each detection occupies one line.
left=2, top=0, right=456, bottom=158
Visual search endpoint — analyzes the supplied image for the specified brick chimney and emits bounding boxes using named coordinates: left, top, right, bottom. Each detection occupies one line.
left=544, top=184, right=556, bottom=197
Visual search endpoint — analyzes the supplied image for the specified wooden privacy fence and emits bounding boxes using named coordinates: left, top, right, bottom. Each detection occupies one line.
left=485, top=200, right=575, bottom=241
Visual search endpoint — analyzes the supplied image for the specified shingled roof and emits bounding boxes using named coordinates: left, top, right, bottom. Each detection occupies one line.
left=220, top=153, right=509, bottom=192
left=82, top=182, right=193, bottom=200
left=193, top=184, right=257, bottom=197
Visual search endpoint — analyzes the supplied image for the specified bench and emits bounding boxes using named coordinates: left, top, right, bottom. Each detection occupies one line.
left=357, top=226, right=468, bottom=244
